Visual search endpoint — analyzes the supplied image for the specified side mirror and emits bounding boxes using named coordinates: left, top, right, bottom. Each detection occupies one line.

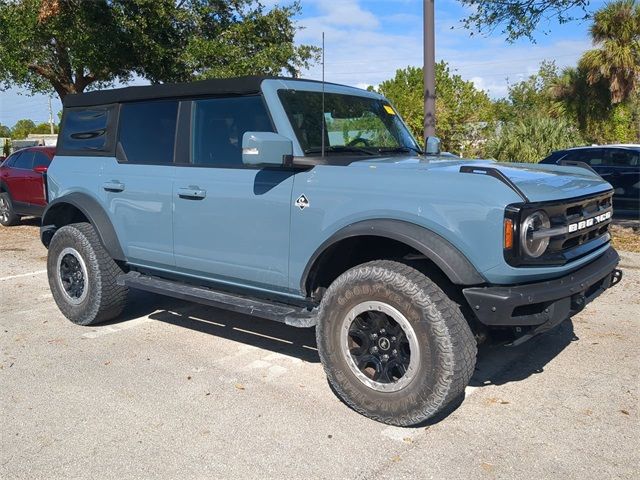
left=33, top=165, right=48, bottom=174
left=242, top=132, right=293, bottom=166
left=425, top=136, right=441, bottom=155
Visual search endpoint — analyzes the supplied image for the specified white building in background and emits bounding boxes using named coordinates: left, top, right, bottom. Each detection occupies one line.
left=26, top=133, right=58, bottom=146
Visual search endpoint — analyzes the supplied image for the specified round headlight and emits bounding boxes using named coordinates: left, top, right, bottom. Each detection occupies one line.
left=520, top=210, right=550, bottom=258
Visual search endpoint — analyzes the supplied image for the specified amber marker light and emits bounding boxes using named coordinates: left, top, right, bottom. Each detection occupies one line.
left=504, top=218, right=514, bottom=249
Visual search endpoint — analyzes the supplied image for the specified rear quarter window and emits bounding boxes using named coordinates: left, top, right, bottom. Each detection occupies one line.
left=59, top=105, right=117, bottom=155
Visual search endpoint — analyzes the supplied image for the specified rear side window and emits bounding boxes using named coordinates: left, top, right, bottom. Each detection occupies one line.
left=13, top=150, right=34, bottom=169
left=117, top=101, right=178, bottom=164
left=33, top=152, right=51, bottom=168
left=60, top=106, right=114, bottom=154
left=605, top=149, right=639, bottom=167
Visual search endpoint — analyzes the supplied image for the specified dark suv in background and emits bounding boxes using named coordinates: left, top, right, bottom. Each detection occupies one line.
left=540, top=145, right=639, bottom=215
left=0, top=146, right=54, bottom=226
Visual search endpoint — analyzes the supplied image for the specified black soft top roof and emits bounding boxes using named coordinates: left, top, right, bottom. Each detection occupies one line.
left=63, top=76, right=274, bottom=108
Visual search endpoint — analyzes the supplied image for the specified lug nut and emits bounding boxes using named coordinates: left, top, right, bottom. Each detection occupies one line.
left=371, top=346, right=378, bottom=354
left=380, top=328, right=386, bottom=334
left=382, top=354, right=389, bottom=362
left=392, top=349, right=397, bottom=355
left=391, top=336, right=396, bottom=341
left=370, top=333, right=378, bottom=340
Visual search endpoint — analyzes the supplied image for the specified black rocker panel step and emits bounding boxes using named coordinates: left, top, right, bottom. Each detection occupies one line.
left=117, top=272, right=317, bottom=328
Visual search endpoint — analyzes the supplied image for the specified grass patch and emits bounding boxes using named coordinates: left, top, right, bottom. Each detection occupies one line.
left=610, top=224, right=640, bottom=253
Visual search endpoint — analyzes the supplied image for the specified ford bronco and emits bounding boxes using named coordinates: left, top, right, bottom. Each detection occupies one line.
left=42, top=76, right=622, bottom=426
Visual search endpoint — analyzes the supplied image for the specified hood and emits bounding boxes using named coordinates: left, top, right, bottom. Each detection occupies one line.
left=355, top=156, right=612, bottom=203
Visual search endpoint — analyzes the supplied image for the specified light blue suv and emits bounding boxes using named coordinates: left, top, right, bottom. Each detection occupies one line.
left=42, top=76, right=622, bottom=425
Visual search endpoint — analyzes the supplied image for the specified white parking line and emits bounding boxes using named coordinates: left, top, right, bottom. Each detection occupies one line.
left=81, top=317, right=153, bottom=338
left=0, top=270, right=47, bottom=281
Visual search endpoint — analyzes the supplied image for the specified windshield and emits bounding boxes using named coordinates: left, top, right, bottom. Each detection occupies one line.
left=278, top=90, right=421, bottom=155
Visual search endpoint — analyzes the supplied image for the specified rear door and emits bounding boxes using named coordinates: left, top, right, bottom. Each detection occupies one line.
left=101, top=100, right=178, bottom=267
left=172, top=96, right=294, bottom=293
left=7, top=150, right=36, bottom=205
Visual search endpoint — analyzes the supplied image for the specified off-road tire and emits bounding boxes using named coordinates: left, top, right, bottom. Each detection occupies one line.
left=316, top=260, right=477, bottom=426
left=47, top=222, right=128, bottom=325
left=0, top=192, right=21, bottom=226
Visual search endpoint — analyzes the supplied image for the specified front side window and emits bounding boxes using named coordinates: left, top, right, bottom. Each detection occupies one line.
left=278, top=90, right=420, bottom=155
left=191, top=96, right=274, bottom=167
left=118, top=101, right=178, bottom=164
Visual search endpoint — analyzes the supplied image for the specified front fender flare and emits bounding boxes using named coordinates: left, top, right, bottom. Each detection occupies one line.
left=41, top=192, right=125, bottom=261
left=301, top=219, right=486, bottom=293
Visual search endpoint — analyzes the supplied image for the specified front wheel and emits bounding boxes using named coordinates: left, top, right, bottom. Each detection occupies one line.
left=316, top=260, right=477, bottom=426
left=47, top=222, right=128, bottom=325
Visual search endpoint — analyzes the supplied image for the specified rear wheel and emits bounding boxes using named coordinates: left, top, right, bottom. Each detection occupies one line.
left=47, top=222, right=128, bottom=325
left=316, top=260, right=477, bottom=426
left=0, top=193, right=20, bottom=226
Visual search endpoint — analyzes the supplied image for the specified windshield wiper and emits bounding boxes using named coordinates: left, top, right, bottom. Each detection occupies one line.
left=377, top=146, right=424, bottom=155
left=304, top=145, right=378, bottom=156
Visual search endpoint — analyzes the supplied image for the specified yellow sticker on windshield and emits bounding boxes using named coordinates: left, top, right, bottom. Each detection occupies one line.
left=383, top=105, right=396, bottom=115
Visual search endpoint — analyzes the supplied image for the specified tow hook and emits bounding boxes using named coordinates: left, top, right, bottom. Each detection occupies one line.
left=571, top=293, right=586, bottom=312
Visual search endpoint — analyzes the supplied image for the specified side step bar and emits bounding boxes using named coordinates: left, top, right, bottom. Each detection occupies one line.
left=117, top=272, right=318, bottom=328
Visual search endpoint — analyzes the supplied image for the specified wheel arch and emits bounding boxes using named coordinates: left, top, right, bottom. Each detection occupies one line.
left=40, top=193, right=125, bottom=261
left=301, top=219, right=485, bottom=298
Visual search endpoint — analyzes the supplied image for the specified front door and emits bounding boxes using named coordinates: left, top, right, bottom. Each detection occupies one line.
left=172, top=96, right=293, bottom=293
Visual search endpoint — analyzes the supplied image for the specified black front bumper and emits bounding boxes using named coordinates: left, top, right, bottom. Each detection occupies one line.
left=463, top=247, right=622, bottom=327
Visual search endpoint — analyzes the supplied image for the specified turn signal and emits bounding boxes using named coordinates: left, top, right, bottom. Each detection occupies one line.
left=504, top=218, right=514, bottom=249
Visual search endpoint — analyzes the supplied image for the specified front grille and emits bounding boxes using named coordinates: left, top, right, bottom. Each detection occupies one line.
left=545, top=192, right=612, bottom=258
left=505, top=190, right=614, bottom=267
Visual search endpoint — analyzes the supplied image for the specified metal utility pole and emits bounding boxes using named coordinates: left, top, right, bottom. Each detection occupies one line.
left=48, top=96, right=54, bottom=134
left=423, top=0, right=436, bottom=142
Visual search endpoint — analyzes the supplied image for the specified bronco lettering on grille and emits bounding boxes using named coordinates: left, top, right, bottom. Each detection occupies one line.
left=567, top=211, right=612, bottom=233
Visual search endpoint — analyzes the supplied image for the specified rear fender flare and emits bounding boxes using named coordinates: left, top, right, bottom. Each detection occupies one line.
left=41, top=192, right=125, bottom=261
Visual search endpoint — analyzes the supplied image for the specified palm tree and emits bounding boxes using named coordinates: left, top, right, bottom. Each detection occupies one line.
left=580, top=0, right=640, bottom=104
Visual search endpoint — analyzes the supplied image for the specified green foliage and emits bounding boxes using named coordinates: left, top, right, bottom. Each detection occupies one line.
left=458, top=1, right=591, bottom=42
left=487, top=115, right=584, bottom=162
left=2, top=138, right=10, bottom=157
left=579, top=0, right=640, bottom=103
left=31, top=122, right=58, bottom=134
left=0, top=0, right=319, bottom=100
left=376, top=62, right=494, bottom=156
left=11, top=119, right=36, bottom=139
left=0, top=124, right=11, bottom=138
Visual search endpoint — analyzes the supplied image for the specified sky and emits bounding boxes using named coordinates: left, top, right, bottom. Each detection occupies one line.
left=0, top=0, right=608, bottom=128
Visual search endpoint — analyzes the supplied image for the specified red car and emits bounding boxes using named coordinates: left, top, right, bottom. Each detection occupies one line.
left=0, top=146, right=55, bottom=226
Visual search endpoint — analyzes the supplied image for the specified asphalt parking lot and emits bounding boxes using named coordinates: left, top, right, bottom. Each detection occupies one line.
left=1, top=221, right=639, bottom=480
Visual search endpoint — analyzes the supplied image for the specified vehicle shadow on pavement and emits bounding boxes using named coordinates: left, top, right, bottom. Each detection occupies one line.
left=417, top=320, right=578, bottom=427
left=140, top=290, right=577, bottom=386
left=146, top=297, right=320, bottom=363
left=470, top=320, right=577, bottom=387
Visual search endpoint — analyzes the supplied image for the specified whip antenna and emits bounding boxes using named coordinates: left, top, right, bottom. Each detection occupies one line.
left=321, top=32, right=325, bottom=159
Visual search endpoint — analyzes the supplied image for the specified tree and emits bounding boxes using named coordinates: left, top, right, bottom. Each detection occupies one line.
left=376, top=63, right=494, bottom=155
left=3, top=139, right=10, bottom=157
left=458, top=1, right=592, bottom=42
left=0, top=0, right=318, bottom=101
left=504, top=61, right=563, bottom=119
left=32, top=122, right=58, bottom=134
left=0, top=124, right=11, bottom=138
left=11, top=119, right=36, bottom=139
left=580, top=0, right=640, bottom=104
left=487, top=114, right=583, bottom=162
